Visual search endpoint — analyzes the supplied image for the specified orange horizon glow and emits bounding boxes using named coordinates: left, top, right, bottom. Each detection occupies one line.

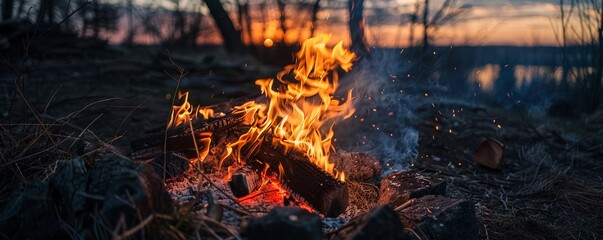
left=104, top=1, right=583, bottom=47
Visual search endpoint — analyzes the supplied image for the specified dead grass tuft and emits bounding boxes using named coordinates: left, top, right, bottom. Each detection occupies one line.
left=347, top=181, right=379, bottom=212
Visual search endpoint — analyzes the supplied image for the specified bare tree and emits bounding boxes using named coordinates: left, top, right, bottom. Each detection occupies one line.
left=556, top=0, right=602, bottom=113
left=309, top=0, right=321, bottom=37
left=2, top=0, right=13, bottom=20
left=348, top=0, right=369, bottom=57
left=37, top=0, right=56, bottom=24
left=205, top=0, right=245, bottom=53
left=422, top=0, right=429, bottom=48
left=420, top=0, right=468, bottom=49
left=277, top=0, right=287, bottom=40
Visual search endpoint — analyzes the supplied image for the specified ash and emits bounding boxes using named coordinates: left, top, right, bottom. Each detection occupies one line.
left=165, top=159, right=360, bottom=233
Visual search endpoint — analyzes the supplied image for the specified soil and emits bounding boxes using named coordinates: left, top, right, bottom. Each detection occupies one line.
left=2, top=42, right=602, bottom=239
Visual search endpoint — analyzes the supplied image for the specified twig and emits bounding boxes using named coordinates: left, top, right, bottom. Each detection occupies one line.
left=394, top=198, right=416, bottom=211
left=113, top=215, right=154, bottom=240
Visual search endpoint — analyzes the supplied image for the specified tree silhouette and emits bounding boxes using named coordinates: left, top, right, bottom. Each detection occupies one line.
left=205, top=0, right=245, bottom=54
left=348, top=0, right=369, bottom=58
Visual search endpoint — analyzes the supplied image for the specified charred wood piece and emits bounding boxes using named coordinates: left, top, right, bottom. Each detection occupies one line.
left=228, top=161, right=266, bottom=198
left=243, top=207, right=322, bottom=240
left=378, top=170, right=446, bottom=208
left=328, top=205, right=412, bottom=240
left=251, top=141, right=349, bottom=217
left=399, top=195, right=479, bottom=240
left=130, top=115, right=243, bottom=160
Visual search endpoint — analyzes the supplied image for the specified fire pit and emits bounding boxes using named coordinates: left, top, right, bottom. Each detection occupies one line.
left=128, top=35, right=479, bottom=239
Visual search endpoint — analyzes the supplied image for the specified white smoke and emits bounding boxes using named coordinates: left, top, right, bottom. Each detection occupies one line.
left=333, top=49, right=419, bottom=173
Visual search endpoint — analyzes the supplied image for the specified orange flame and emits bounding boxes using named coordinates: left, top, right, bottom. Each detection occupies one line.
left=168, top=91, right=214, bottom=162
left=226, top=34, right=356, bottom=181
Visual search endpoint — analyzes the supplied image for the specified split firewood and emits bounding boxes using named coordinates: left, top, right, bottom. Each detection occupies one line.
left=330, top=151, right=382, bottom=181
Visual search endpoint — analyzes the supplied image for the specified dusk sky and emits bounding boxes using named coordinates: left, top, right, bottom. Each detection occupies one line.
left=109, top=0, right=570, bottom=46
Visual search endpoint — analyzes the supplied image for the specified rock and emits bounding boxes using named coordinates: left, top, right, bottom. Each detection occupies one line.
left=0, top=181, right=67, bottom=239
left=331, top=152, right=382, bottom=181
left=244, top=207, right=322, bottom=240
left=474, top=137, right=504, bottom=170
left=328, top=205, right=412, bottom=240
left=1, top=156, right=172, bottom=238
left=378, top=171, right=446, bottom=208
left=399, top=195, right=479, bottom=240
left=86, top=156, right=171, bottom=233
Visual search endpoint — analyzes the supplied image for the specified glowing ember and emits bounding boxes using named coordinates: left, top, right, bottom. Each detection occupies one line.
left=225, top=34, right=356, bottom=182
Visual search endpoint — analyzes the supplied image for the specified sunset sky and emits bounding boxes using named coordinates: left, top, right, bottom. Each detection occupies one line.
left=109, top=0, right=570, bottom=47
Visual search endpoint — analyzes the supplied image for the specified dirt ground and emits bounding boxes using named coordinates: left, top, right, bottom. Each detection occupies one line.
left=2, top=42, right=603, bottom=239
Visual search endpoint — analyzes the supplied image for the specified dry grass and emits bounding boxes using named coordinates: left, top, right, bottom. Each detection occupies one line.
left=347, top=181, right=379, bottom=211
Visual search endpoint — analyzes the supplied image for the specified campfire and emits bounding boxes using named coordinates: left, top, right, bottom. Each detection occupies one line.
left=134, top=34, right=356, bottom=217
left=129, top=35, right=479, bottom=239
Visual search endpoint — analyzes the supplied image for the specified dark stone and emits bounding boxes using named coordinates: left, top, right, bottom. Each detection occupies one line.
left=474, top=137, right=504, bottom=170
left=244, top=207, right=322, bottom=240
left=1, top=156, right=172, bottom=238
left=328, top=205, right=412, bottom=240
left=378, top=171, right=446, bottom=208
left=86, top=156, right=171, bottom=233
left=0, top=181, right=67, bottom=239
left=400, top=195, right=478, bottom=240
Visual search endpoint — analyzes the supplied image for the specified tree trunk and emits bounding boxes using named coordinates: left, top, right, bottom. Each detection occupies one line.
left=205, top=0, right=246, bottom=54
left=277, top=0, right=287, bottom=42
left=348, top=0, right=369, bottom=58
left=422, top=0, right=429, bottom=49
left=125, top=0, right=134, bottom=46
left=39, top=0, right=55, bottom=24
left=309, top=0, right=320, bottom=37
left=2, top=0, right=13, bottom=20
left=93, top=1, right=99, bottom=39
left=243, top=1, right=252, bottom=45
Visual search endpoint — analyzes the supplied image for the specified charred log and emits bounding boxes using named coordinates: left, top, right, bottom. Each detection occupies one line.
left=228, top=162, right=263, bottom=198
left=130, top=114, right=243, bottom=161
left=399, top=195, right=479, bottom=240
left=243, top=207, right=322, bottom=240
left=250, top=140, right=349, bottom=217
left=328, top=205, right=412, bottom=240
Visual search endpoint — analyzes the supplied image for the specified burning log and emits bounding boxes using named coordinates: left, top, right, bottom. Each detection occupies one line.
left=130, top=114, right=243, bottom=161
left=250, top=141, right=349, bottom=217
